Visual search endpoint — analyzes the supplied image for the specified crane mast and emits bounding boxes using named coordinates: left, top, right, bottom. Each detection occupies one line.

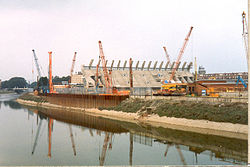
left=98, top=41, right=112, bottom=88
left=242, top=11, right=248, bottom=63
left=32, top=49, right=42, bottom=79
left=48, top=52, right=53, bottom=93
left=169, top=26, right=193, bottom=82
left=163, top=46, right=171, bottom=62
left=70, top=52, right=77, bottom=84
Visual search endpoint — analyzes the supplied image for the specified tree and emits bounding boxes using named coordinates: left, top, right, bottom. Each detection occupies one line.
left=1, top=77, right=27, bottom=88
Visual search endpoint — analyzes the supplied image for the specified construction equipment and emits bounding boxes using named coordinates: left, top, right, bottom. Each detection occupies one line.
left=48, top=52, right=55, bottom=93
left=32, top=50, right=42, bottom=80
left=236, top=75, right=247, bottom=88
left=169, top=26, right=193, bottom=82
left=154, top=83, right=187, bottom=96
left=242, top=11, right=248, bottom=64
left=163, top=46, right=171, bottom=62
left=98, top=41, right=112, bottom=90
left=194, top=57, right=197, bottom=81
left=69, top=52, right=77, bottom=84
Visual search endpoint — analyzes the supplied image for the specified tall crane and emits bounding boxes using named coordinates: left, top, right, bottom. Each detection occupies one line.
left=98, top=41, right=112, bottom=89
left=242, top=11, right=248, bottom=64
left=31, top=118, right=43, bottom=155
left=169, top=26, right=193, bottom=82
left=163, top=46, right=171, bottom=62
left=48, top=52, right=53, bottom=93
left=70, top=52, right=77, bottom=84
left=32, top=49, right=42, bottom=80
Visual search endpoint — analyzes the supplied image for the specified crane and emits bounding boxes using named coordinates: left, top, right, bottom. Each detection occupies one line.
left=99, top=132, right=111, bottom=166
left=69, top=52, right=77, bottom=84
left=163, top=46, right=171, bottom=62
left=48, top=52, right=54, bottom=93
left=242, top=11, right=248, bottom=64
left=169, top=26, right=193, bottom=82
left=98, top=41, right=112, bottom=89
left=32, top=49, right=42, bottom=79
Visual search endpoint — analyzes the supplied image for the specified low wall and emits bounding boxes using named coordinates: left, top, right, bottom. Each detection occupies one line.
left=132, top=95, right=248, bottom=103
left=43, top=93, right=129, bottom=108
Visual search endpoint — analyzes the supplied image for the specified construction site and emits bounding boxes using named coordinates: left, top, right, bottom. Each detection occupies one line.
left=31, top=23, right=247, bottom=104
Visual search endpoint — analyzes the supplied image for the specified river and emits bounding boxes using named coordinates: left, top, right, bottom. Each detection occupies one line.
left=0, top=93, right=247, bottom=166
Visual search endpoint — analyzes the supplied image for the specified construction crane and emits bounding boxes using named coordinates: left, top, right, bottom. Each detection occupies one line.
left=242, top=11, right=248, bottom=63
left=98, top=41, right=112, bottom=89
left=163, top=46, right=171, bottom=62
left=169, top=26, right=193, bottom=82
left=48, top=52, right=54, bottom=93
left=236, top=75, right=247, bottom=88
left=69, top=52, right=77, bottom=84
left=32, top=49, right=42, bottom=80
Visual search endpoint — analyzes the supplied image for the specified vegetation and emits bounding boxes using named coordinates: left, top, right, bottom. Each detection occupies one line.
left=18, top=93, right=48, bottom=103
left=1, top=77, right=28, bottom=88
left=99, top=98, right=248, bottom=125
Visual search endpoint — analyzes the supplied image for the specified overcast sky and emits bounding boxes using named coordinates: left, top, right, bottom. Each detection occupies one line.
left=0, top=0, right=248, bottom=82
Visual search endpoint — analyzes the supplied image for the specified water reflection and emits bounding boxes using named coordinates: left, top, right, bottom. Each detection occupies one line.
left=25, top=106, right=247, bottom=166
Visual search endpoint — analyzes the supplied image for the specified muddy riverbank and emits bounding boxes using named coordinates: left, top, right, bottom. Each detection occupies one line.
left=16, top=94, right=247, bottom=140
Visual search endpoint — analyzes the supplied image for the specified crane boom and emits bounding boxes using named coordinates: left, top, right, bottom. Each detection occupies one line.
left=48, top=52, right=54, bottom=93
left=70, top=52, right=77, bottom=83
left=98, top=41, right=112, bottom=88
left=169, top=26, right=193, bottom=82
left=242, top=11, right=248, bottom=63
left=163, top=46, right=170, bottom=62
left=32, top=49, right=42, bottom=79
left=31, top=118, right=43, bottom=155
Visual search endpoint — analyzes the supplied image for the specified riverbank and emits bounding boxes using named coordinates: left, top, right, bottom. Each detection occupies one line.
left=16, top=93, right=247, bottom=140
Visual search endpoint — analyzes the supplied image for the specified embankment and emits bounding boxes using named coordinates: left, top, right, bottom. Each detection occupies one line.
left=16, top=93, right=248, bottom=140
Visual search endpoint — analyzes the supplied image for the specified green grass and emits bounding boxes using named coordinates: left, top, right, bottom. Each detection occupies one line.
left=99, top=98, right=248, bottom=125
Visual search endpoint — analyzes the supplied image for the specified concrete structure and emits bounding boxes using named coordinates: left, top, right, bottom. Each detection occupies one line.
left=72, top=60, right=194, bottom=89
left=198, top=72, right=248, bottom=81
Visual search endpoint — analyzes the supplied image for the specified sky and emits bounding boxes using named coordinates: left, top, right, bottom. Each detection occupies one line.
left=0, top=0, right=248, bottom=82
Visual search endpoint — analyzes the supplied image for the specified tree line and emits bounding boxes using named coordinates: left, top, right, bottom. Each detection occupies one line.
left=1, top=76, right=70, bottom=89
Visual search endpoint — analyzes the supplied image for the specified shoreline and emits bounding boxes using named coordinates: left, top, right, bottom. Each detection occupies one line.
left=16, top=98, right=248, bottom=140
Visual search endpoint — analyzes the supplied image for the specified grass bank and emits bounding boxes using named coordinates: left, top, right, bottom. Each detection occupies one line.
left=18, top=93, right=48, bottom=103
left=99, top=98, right=247, bottom=125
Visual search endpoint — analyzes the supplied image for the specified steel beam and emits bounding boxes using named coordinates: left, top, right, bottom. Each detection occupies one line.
left=135, top=61, right=139, bottom=70
left=153, top=61, right=158, bottom=70
left=165, top=61, right=170, bottom=70
left=89, top=59, right=94, bottom=69
left=141, top=61, right=146, bottom=71
left=147, top=61, right=152, bottom=70
left=159, top=61, right=163, bottom=71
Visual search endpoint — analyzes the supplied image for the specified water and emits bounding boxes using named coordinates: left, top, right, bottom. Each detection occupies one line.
left=0, top=94, right=247, bottom=166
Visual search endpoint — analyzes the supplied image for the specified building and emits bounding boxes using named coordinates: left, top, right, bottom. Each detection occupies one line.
left=71, top=59, right=194, bottom=89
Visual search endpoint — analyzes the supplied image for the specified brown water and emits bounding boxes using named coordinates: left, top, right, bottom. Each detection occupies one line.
left=0, top=93, right=247, bottom=166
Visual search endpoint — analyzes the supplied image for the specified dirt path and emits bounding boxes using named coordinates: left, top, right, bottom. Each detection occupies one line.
left=16, top=99, right=247, bottom=140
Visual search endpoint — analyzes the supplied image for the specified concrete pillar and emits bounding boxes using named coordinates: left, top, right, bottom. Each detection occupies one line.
left=141, top=61, right=146, bottom=71
left=176, top=61, right=181, bottom=71
left=182, top=62, right=187, bottom=71
left=89, top=59, right=94, bottom=69
left=165, top=61, right=170, bottom=70
left=117, top=60, right=121, bottom=70
left=123, top=60, right=127, bottom=70
left=170, top=62, right=175, bottom=70
left=111, top=60, right=114, bottom=70
left=147, top=61, right=152, bottom=70
left=187, top=62, right=193, bottom=71
left=153, top=61, right=158, bottom=70
left=135, top=61, right=139, bottom=70
left=159, top=61, right=163, bottom=71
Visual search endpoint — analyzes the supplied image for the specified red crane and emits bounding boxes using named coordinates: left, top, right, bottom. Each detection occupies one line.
left=48, top=51, right=54, bottom=93
left=98, top=41, right=112, bottom=89
left=163, top=46, right=170, bottom=62
left=169, top=26, right=193, bottom=82
left=70, top=52, right=77, bottom=84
